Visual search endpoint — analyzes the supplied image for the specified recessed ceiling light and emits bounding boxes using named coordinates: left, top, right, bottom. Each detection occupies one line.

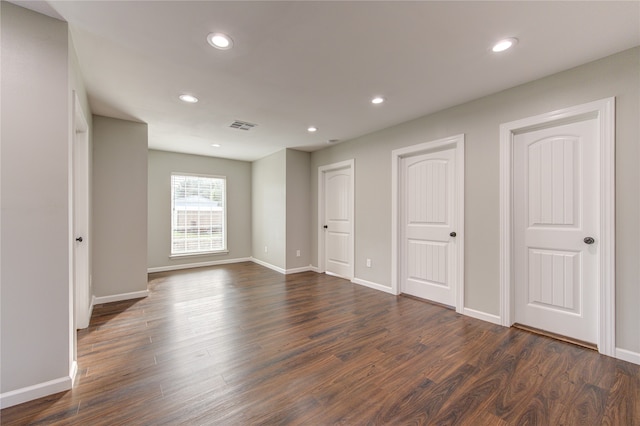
left=211, top=144, right=221, bottom=148
left=207, top=32, right=233, bottom=50
left=371, top=96, right=385, bottom=105
left=492, top=38, right=518, bottom=53
left=179, top=94, right=198, bottom=103
left=307, top=126, right=318, bottom=133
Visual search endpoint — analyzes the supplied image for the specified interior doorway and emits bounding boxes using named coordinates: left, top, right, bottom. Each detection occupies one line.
left=499, top=98, right=615, bottom=356
left=318, top=159, right=354, bottom=279
left=392, top=134, right=465, bottom=313
left=73, top=93, right=91, bottom=330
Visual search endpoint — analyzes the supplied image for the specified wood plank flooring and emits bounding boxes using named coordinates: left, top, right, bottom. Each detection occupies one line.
left=2, top=262, right=639, bottom=425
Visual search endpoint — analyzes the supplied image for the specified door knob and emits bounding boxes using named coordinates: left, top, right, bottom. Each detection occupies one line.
left=323, top=225, right=328, bottom=229
left=584, top=237, right=595, bottom=245
left=450, top=232, right=456, bottom=237
left=76, top=237, right=83, bottom=242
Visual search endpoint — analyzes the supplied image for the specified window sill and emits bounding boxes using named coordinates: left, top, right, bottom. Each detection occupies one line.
left=170, top=251, right=229, bottom=259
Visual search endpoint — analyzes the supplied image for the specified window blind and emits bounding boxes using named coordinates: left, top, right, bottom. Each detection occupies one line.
left=171, top=174, right=226, bottom=255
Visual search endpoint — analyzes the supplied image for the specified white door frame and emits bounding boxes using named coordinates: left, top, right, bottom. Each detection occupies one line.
left=72, top=93, right=91, bottom=330
left=391, top=134, right=465, bottom=314
left=499, top=98, right=615, bottom=356
left=318, top=159, right=355, bottom=278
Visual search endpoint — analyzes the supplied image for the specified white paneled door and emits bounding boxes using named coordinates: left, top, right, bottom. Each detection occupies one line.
left=513, top=118, right=598, bottom=344
left=323, top=165, right=353, bottom=279
left=401, top=148, right=457, bottom=307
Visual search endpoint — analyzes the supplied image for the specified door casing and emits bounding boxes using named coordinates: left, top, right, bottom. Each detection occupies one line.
left=72, top=92, right=91, bottom=330
left=499, top=98, right=615, bottom=356
left=318, top=159, right=355, bottom=279
left=391, top=134, right=465, bottom=314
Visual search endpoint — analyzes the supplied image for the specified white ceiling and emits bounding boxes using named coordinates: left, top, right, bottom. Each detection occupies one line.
left=13, top=1, right=640, bottom=162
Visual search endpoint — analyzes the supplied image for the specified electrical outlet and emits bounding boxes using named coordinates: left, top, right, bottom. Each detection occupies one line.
left=296, top=250, right=301, bottom=257
left=366, top=258, right=372, bottom=268
left=264, top=246, right=268, bottom=253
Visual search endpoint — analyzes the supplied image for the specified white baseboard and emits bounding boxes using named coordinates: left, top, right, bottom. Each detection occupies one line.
left=93, top=290, right=149, bottom=305
left=462, top=307, right=502, bottom=325
left=149, top=257, right=313, bottom=276
left=352, top=277, right=395, bottom=294
left=0, top=373, right=73, bottom=409
left=284, top=265, right=314, bottom=275
left=616, top=347, right=640, bottom=365
left=147, top=257, right=251, bottom=273
left=309, top=265, right=321, bottom=273
left=250, top=257, right=286, bottom=274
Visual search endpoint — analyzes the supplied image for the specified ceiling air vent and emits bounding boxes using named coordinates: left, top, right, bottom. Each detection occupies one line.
left=229, top=120, right=258, bottom=131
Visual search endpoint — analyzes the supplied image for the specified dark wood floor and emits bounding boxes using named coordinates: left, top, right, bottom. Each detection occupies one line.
left=2, top=262, right=639, bottom=425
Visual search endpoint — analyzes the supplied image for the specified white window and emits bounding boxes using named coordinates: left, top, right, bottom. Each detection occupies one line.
left=171, top=174, right=227, bottom=255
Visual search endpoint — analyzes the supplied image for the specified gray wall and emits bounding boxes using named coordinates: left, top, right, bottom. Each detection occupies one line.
left=1, top=2, right=73, bottom=395
left=252, top=150, right=287, bottom=269
left=93, top=116, right=148, bottom=297
left=147, top=150, right=252, bottom=269
left=310, top=47, right=640, bottom=354
left=286, top=149, right=311, bottom=269
left=69, top=37, right=92, bottom=137
left=250, top=149, right=311, bottom=271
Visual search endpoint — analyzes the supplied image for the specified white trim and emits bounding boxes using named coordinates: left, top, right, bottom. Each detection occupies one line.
left=169, top=251, right=230, bottom=259
left=170, top=173, right=228, bottom=256
left=0, top=374, right=73, bottom=409
left=599, top=98, right=616, bottom=357
left=462, top=308, right=502, bottom=325
left=250, top=257, right=286, bottom=274
left=499, top=97, right=616, bottom=357
left=147, top=257, right=251, bottom=273
left=391, top=134, right=465, bottom=313
left=615, top=348, right=640, bottom=365
left=75, top=295, right=95, bottom=330
left=69, top=361, right=78, bottom=386
left=150, top=258, right=313, bottom=276
left=352, top=277, right=395, bottom=294
left=285, top=265, right=314, bottom=275
left=251, top=258, right=313, bottom=275
left=68, top=91, right=76, bottom=382
left=70, top=90, right=91, bottom=375
left=317, top=159, right=355, bottom=278
left=499, top=121, right=513, bottom=328
left=93, top=290, right=149, bottom=305
left=88, top=295, right=95, bottom=323
left=309, top=265, right=321, bottom=273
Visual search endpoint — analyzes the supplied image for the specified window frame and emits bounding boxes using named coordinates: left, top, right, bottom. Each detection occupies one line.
left=170, top=172, right=228, bottom=257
